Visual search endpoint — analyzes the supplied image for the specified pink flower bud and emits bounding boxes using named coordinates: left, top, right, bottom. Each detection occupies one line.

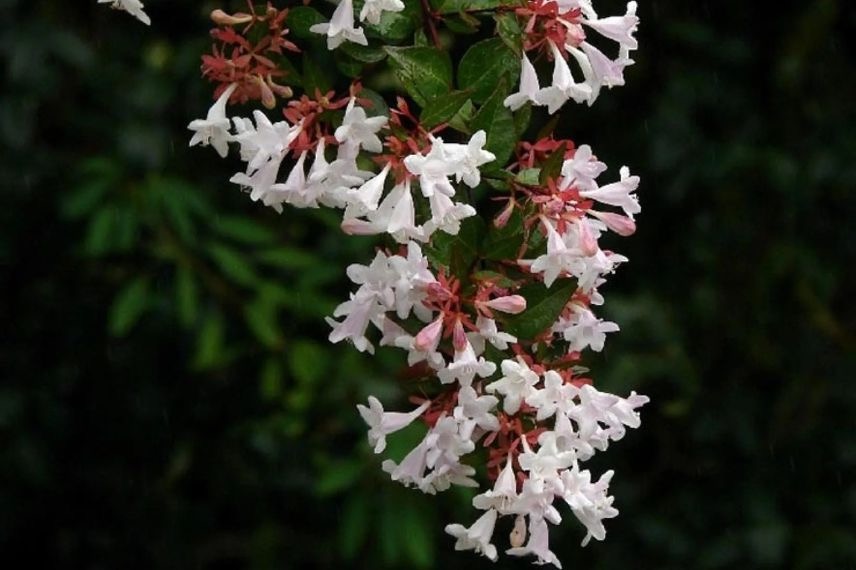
left=493, top=200, right=515, bottom=229
left=590, top=210, right=636, bottom=236
left=578, top=219, right=599, bottom=256
left=452, top=320, right=467, bottom=351
left=414, top=317, right=443, bottom=352
left=485, top=295, right=527, bottom=315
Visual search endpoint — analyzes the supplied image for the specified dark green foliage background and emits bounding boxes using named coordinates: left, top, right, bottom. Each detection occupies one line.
left=2, top=0, right=855, bottom=568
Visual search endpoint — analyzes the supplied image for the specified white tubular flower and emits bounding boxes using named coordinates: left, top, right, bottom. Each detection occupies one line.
left=229, top=154, right=287, bottom=212
left=506, top=516, right=563, bottom=569
left=486, top=358, right=540, bottom=415
left=309, top=0, right=368, bottom=50
left=579, top=166, right=641, bottom=216
left=356, top=396, right=429, bottom=453
left=335, top=97, right=388, bottom=153
left=473, top=455, right=519, bottom=514
left=445, top=509, right=499, bottom=562
left=425, top=416, right=476, bottom=468
left=560, top=466, right=619, bottom=546
left=559, top=144, right=607, bottom=191
left=582, top=2, right=639, bottom=50
left=187, top=83, right=237, bottom=157
left=420, top=459, right=479, bottom=494
left=554, top=307, right=620, bottom=353
left=382, top=437, right=429, bottom=487
left=474, top=316, right=517, bottom=351
left=505, top=53, right=540, bottom=111
left=98, top=0, right=150, bottom=25
left=456, top=130, right=496, bottom=188
left=517, top=431, right=576, bottom=483
left=422, top=192, right=477, bottom=239
left=534, top=40, right=592, bottom=114
left=453, top=386, right=500, bottom=439
left=524, top=219, right=581, bottom=287
left=437, top=338, right=497, bottom=387
left=359, top=0, right=405, bottom=25
left=526, top=370, right=580, bottom=421
left=344, top=164, right=390, bottom=218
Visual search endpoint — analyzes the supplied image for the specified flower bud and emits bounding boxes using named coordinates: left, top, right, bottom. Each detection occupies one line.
left=414, top=317, right=443, bottom=352
left=590, top=210, right=636, bottom=236
left=493, top=200, right=515, bottom=229
left=452, top=320, right=468, bottom=352
left=210, top=9, right=253, bottom=26
left=485, top=295, right=527, bottom=315
left=577, top=218, right=599, bottom=256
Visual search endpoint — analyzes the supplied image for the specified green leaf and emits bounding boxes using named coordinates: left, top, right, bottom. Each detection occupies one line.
left=339, top=494, right=370, bottom=559
left=109, top=277, right=149, bottom=337
left=302, top=52, right=334, bottom=96
left=426, top=216, right=486, bottom=277
left=83, top=207, right=116, bottom=256
left=514, top=102, right=532, bottom=137
left=434, top=0, right=506, bottom=14
left=193, top=310, right=226, bottom=370
left=458, top=38, right=520, bottom=103
left=471, top=81, right=516, bottom=169
left=315, top=459, right=362, bottom=496
left=539, top=141, right=567, bottom=184
left=175, top=267, right=199, bottom=328
left=286, top=6, right=327, bottom=39
left=212, top=216, right=276, bottom=245
left=383, top=46, right=453, bottom=107
left=447, top=99, right=475, bottom=133
left=419, top=90, right=472, bottom=129
left=504, top=279, right=576, bottom=340
left=483, top=207, right=525, bottom=261
left=244, top=296, right=283, bottom=349
left=341, top=42, right=387, bottom=63
left=365, top=1, right=419, bottom=43
left=334, top=50, right=364, bottom=78
left=495, top=11, right=523, bottom=55
left=444, top=13, right=481, bottom=34
left=255, top=247, right=318, bottom=270
left=207, top=243, right=259, bottom=286
left=516, top=167, right=541, bottom=186
left=401, top=503, right=435, bottom=568
left=259, top=357, right=283, bottom=401
left=357, top=87, right=390, bottom=117
left=288, top=341, right=327, bottom=385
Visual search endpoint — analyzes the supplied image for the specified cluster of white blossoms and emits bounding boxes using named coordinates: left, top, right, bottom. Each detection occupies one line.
left=505, top=1, right=639, bottom=112
left=186, top=0, right=649, bottom=566
left=187, top=86, right=491, bottom=243
left=97, top=0, right=150, bottom=25
left=309, top=0, right=405, bottom=49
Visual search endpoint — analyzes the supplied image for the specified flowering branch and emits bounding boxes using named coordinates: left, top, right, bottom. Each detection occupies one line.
left=186, top=0, right=647, bottom=566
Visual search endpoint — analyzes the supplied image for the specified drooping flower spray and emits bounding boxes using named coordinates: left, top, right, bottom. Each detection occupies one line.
left=187, top=1, right=647, bottom=565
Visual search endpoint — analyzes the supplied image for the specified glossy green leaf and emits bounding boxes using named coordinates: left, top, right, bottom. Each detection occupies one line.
left=495, top=11, right=523, bottom=55
left=458, top=38, right=520, bottom=103
left=419, top=90, right=472, bottom=129
left=539, top=141, right=567, bottom=184
left=175, top=267, right=199, bottom=328
left=383, top=46, right=453, bottom=107
left=285, top=6, right=327, bottom=39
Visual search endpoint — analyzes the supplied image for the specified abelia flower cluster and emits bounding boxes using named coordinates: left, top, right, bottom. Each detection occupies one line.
left=188, top=1, right=647, bottom=566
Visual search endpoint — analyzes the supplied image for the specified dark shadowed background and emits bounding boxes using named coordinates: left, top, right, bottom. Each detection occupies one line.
left=2, top=0, right=855, bottom=568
